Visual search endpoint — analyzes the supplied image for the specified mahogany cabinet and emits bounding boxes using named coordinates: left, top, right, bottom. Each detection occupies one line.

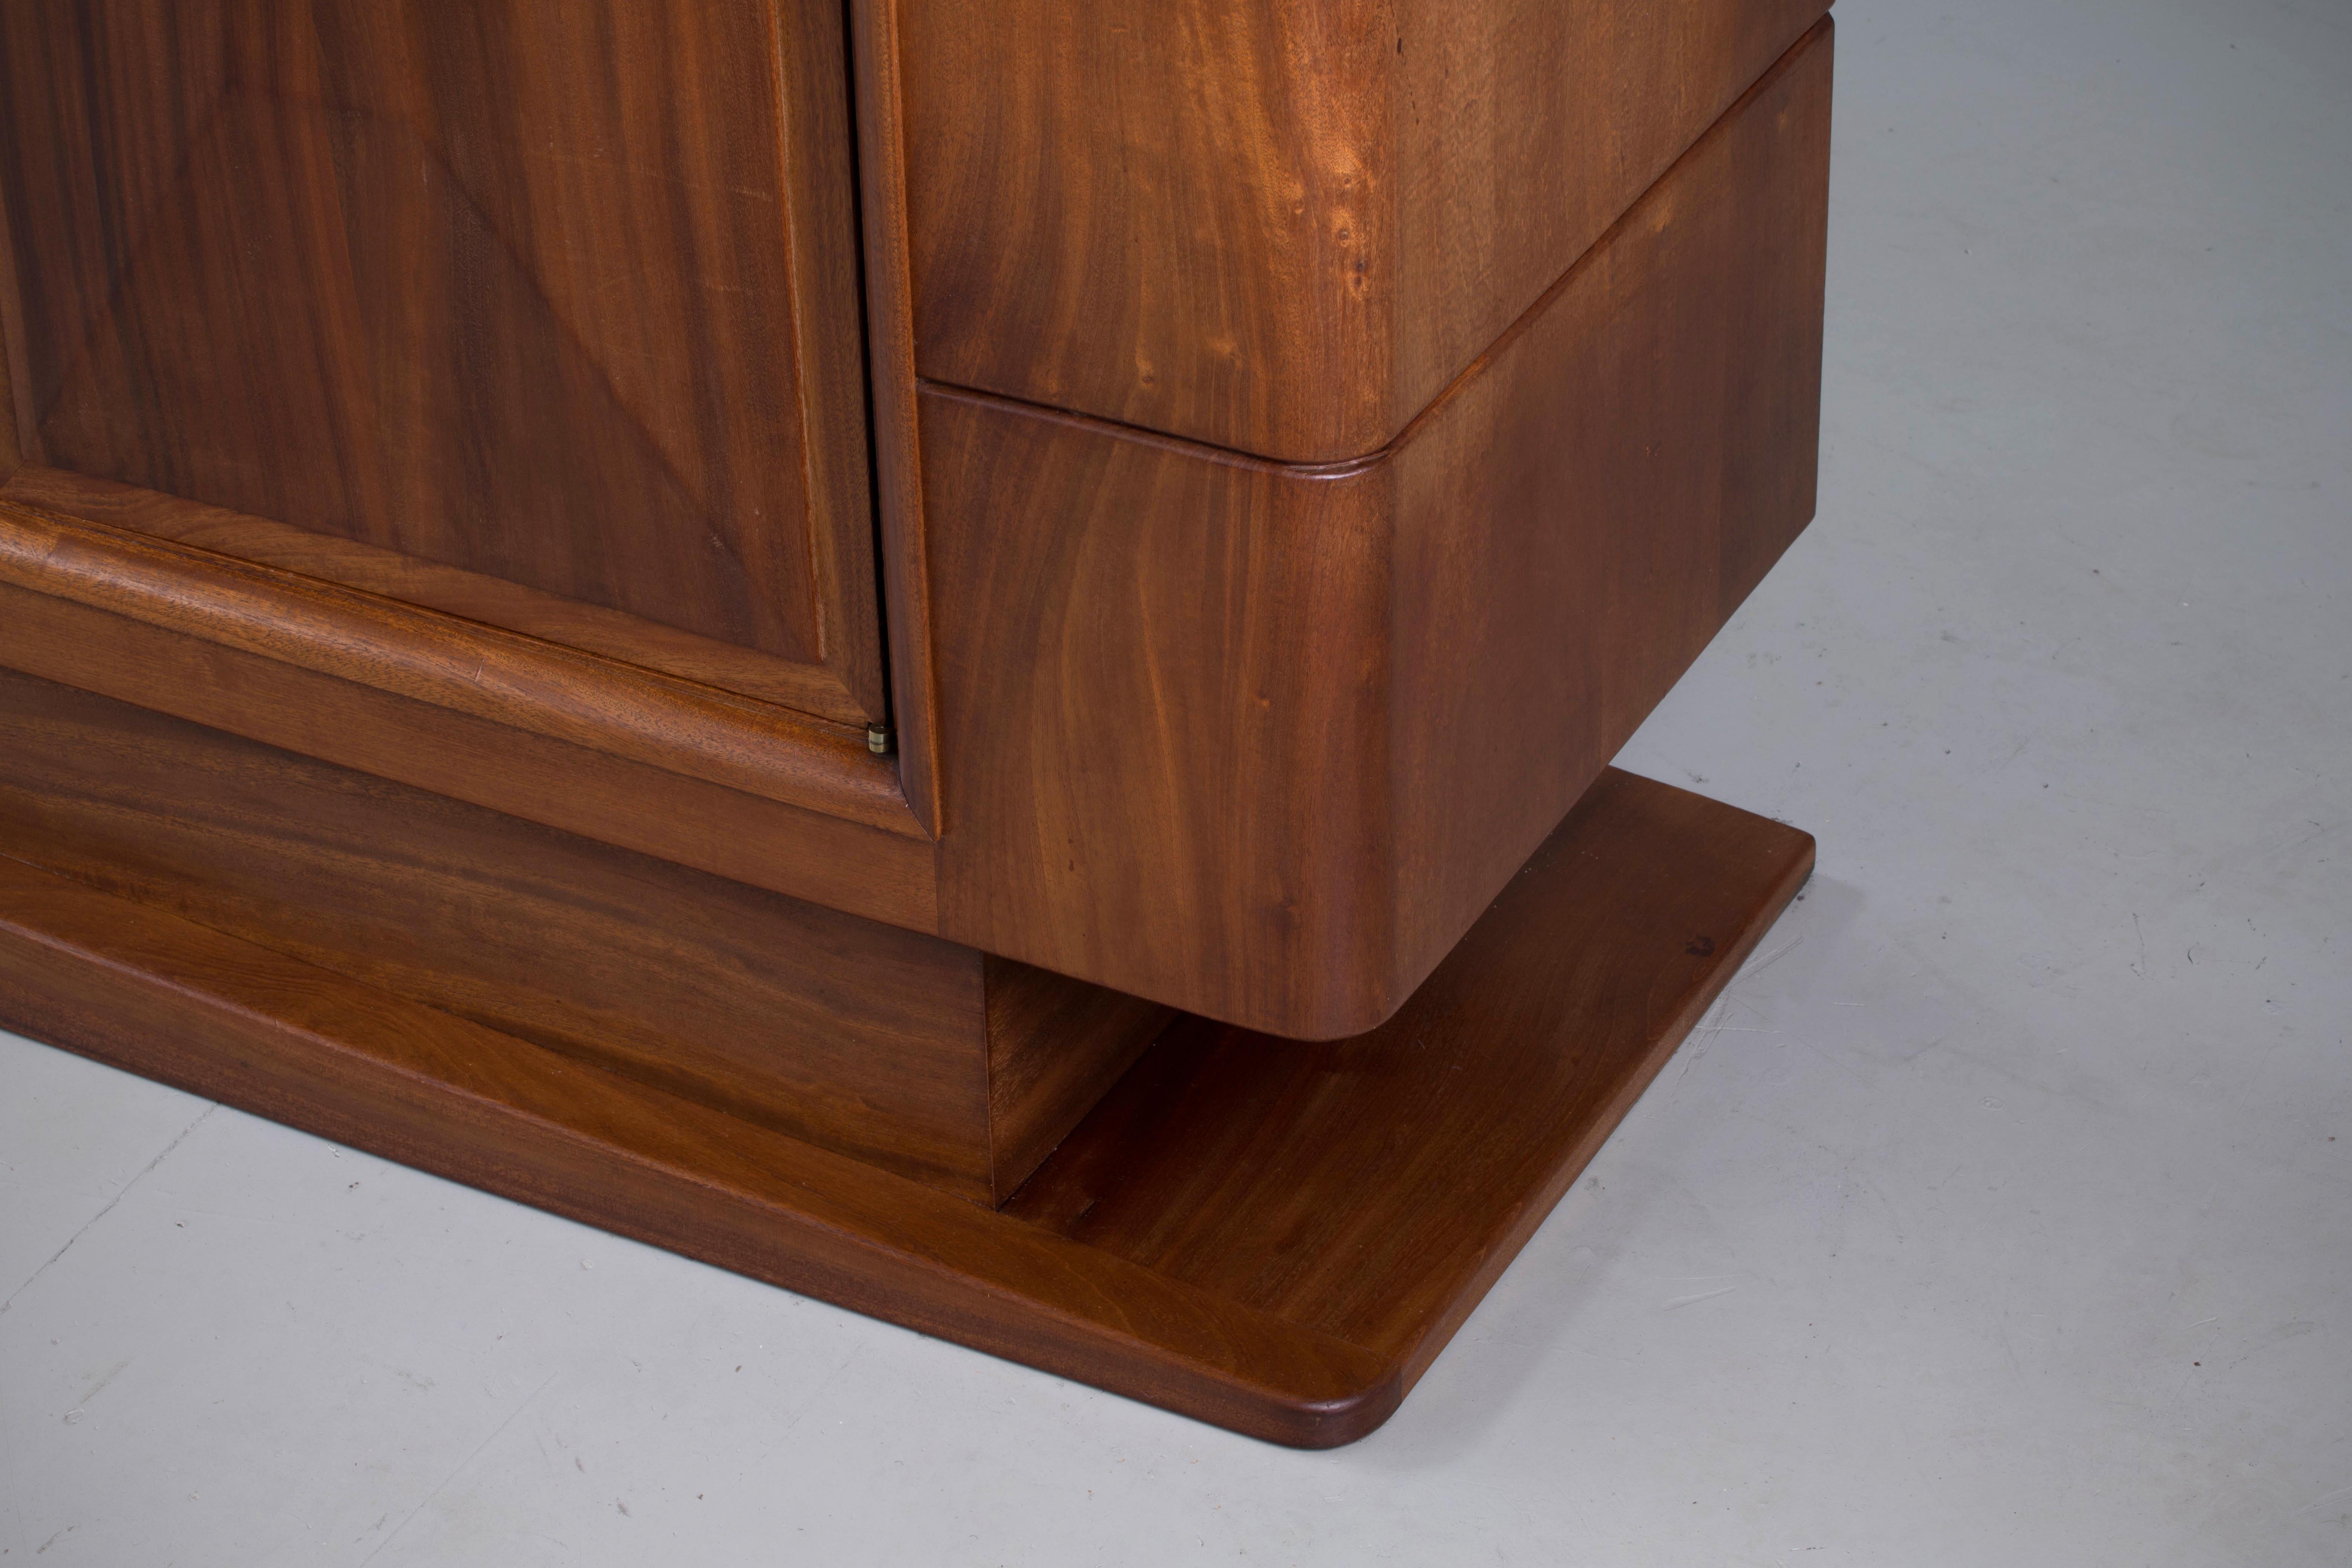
left=0, top=1, right=1833, bottom=1444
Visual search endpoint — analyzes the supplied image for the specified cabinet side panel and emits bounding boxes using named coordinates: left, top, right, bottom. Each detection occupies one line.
left=1390, top=23, right=1833, bottom=976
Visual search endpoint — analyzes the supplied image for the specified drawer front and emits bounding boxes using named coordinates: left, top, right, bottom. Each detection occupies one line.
left=902, top=0, right=1831, bottom=463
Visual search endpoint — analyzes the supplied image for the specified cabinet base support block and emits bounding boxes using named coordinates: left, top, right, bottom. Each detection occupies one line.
left=0, top=767, right=1810, bottom=1446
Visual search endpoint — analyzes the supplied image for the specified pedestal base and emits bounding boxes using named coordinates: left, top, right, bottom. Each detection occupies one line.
left=0, top=767, right=1810, bottom=1446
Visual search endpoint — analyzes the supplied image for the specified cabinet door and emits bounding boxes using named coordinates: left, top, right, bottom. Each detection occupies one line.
left=0, top=1, right=882, bottom=726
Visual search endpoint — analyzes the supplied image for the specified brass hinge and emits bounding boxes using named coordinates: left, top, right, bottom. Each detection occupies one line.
left=865, top=722, right=893, bottom=756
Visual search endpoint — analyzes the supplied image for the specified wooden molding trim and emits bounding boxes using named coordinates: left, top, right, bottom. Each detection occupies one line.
left=850, top=0, right=946, bottom=836
left=0, top=145, right=22, bottom=483
left=0, top=496, right=928, bottom=841
left=0, top=467, right=873, bottom=723
left=766, top=0, right=895, bottom=725
left=0, top=577, right=940, bottom=933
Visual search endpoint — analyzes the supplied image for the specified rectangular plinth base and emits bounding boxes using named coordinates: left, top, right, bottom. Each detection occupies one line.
left=0, top=767, right=1811, bottom=1446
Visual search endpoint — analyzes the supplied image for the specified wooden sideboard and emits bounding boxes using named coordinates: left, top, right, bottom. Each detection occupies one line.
left=0, top=2, right=1832, bottom=1444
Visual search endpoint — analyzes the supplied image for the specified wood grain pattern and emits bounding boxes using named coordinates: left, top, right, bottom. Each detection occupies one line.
left=0, top=0, right=1841, bottom=1447
left=0, top=0, right=883, bottom=721
left=903, top=0, right=1830, bottom=461
left=0, top=250, right=15, bottom=479
left=0, top=576, right=939, bottom=933
left=849, top=0, right=945, bottom=831
left=984, top=956, right=1171, bottom=1205
left=0, top=666, right=1159, bottom=1203
left=1, top=467, right=861, bottom=719
left=0, top=764, right=1812, bottom=1443
left=1008, top=767, right=1816, bottom=1383
left=0, top=496, right=917, bottom=836
left=925, top=25, right=1833, bottom=1036
left=0, top=856, right=1398, bottom=1446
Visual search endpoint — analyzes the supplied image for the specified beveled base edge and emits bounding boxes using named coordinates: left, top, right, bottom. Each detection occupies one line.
left=0, top=769, right=1811, bottom=1446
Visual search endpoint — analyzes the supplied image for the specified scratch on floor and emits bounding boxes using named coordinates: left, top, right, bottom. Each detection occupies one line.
left=2294, top=1480, right=2352, bottom=1515
left=1749, top=935, right=1807, bottom=977
left=360, top=1370, right=562, bottom=1565
left=0, top=1104, right=217, bottom=1318
left=75, top=1357, right=132, bottom=1408
left=1671, top=998, right=1741, bottom=1093
left=779, top=1341, right=868, bottom=1435
left=2226, top=1320, right=2317, bottom=1371
left=1669, top=936, right=1806, bottom=1094
left=1662, top=1285, right=1742, bottom=1311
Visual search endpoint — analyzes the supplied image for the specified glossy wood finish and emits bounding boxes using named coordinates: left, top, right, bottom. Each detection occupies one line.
left=983, top=955, right=1169, bottom=1202
left=0, top=856, right=1395, bottom=1447
left=0, top=0, right=882, bottom=721
left=0, top=0, right=1839, bottom=1448
left=0, top=571, right=937, bottom=932
left=926, top=26, right=1832, bottom=1036
left=1009, top=768, right=1815, bottom=1382
left=903, top=0, right=1830, bottom=461
left=0, top=497, right=911, bottom=830
left=0, top=764, right=1813, bottom=1445
left=0, top=9, right=1831, bottom=1041
left=1, top=468, right=860, bottom=718
left=0, top=666, right=1160, bottom=1204
left=849, top=0, right=946, bottom=833
left=0, top=278, right=15, bottom=478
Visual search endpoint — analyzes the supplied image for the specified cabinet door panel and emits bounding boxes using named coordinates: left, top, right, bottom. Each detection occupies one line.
left=0, top=0, right=882, bottom=723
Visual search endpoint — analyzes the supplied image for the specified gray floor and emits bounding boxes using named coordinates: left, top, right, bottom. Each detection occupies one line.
left=5, top=1, right=2348, bottom=1562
